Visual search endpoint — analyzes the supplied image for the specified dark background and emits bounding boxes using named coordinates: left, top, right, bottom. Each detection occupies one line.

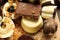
left=57, top=9, right=60, bottom=20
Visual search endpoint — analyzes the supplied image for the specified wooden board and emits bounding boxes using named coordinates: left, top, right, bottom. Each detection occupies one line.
left=10, top=13, right=60, bottom=40
left=1, top=13, right=59, bottom=40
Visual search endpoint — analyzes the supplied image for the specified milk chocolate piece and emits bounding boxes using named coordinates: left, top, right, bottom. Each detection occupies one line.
left=18, top=0, right=40, bottom=4
left=18, top=34, right=34, bottom=40
left=42, top=1, right=55, bottom=7
left=16, top=2, right=41, bottom=19
left=0, top=0, right=8, bottom=6
left=54, top=0, right=60, bottom=8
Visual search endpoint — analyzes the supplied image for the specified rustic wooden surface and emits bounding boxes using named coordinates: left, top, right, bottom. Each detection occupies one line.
left=33, top=13, right=60, bottom=40
left=9, top=13, right=59, bottom=40
left=0, top=13, right=59, bottom=40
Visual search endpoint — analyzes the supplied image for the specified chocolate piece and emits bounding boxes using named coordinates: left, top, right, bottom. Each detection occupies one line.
left=43, top=18, right=57, bottom=37
left=0, top=0, right=8, bottom=6
left=41, top=6, right=57, bottom=19
left=18, top=0, right=40, bottom=4
left=42, top=1, right=55, bottom=7
left=18, top=34, right=34, bottom=40
left=40, top=0, right=55, bottom=7
left=18, top=0, right=29, bottom=3
left=16, top=2, right=41, bottom=19
left=54, top=0, right=60, bottom=8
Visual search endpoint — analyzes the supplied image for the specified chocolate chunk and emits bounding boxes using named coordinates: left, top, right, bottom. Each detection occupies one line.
left=16, top=2, right=41, bottom=19
left=18, top=34, right=34, bottom=40
left=54, top=0, right=60, bottom=8
left=0, top=0, right=8, bottom=6
left=42, top=1, right=55, bottom=7
left=43, top=18, right=58, bottom=37
left=18, top=0, right=40, bottom=4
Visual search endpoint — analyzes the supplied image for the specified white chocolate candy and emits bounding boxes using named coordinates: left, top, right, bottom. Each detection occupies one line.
left=0, top=17, right=15, bottom=38
left=40, top=0, right=55, bottom=5
left=3, top=2, right=17, bottom=19
left=42, top=6, right=57, bottom=14
left=42, top=12, right=53, bottom=19
left=21, top=16, right=43, bottom=33
left=41, top=6, right=57, bottom=19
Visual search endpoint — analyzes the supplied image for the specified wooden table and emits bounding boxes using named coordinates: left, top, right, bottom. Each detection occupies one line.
left=0, top=13, right=59, bottom=40
left=10, top=13, right=59, bottom=40
left=32, top=13, right=60, bottom=40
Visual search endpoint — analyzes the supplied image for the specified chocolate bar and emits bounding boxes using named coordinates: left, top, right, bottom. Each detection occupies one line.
left=16, top=2, right=41, bottom=19
left=18, top=0, right=40, bottom=4
left=54, top=0, right=60, bottom=8
left=0, top=0, right=8, bottom=6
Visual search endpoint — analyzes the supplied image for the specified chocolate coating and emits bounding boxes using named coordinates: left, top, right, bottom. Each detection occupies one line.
left=18, top=34, right=34, bottom=40
left=43, top=18, right=57, bottom=37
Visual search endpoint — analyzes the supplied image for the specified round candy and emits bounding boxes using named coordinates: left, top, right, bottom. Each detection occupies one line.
left=3, top=2, right=17, bottom=19
left=18, top=34, right=34, bottom=40
left=21, top=16, right=43, bottom=33
left=0, top=17, right=15, bottom=38
left=43, top=18, right=57, bottom=37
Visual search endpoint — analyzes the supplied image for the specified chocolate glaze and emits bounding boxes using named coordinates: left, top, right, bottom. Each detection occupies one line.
left=16, top=2, right=41, bottom=19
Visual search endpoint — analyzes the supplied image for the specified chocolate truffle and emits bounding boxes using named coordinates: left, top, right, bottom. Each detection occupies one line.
left=43, top=18, right=57, bottom=37
left=18, top=34, right=34, bottom=40
left=16, top=2, right=41, bottom=19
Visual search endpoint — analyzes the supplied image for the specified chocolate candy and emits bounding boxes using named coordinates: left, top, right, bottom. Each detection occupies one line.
left=16, top=2, right=41, bottom=19
left=40, top=0, right=55, bottom=7
left=43, top=18, right=57, bottom=37
left=18, top=0, right=40, bottom=4
left=41, top=6, right=57, bottom=19
left=18, top=34, right=34, bottom=40
left=54, top=0, right=60, bottom=8
left=0, top=0, right=8, bottom=6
